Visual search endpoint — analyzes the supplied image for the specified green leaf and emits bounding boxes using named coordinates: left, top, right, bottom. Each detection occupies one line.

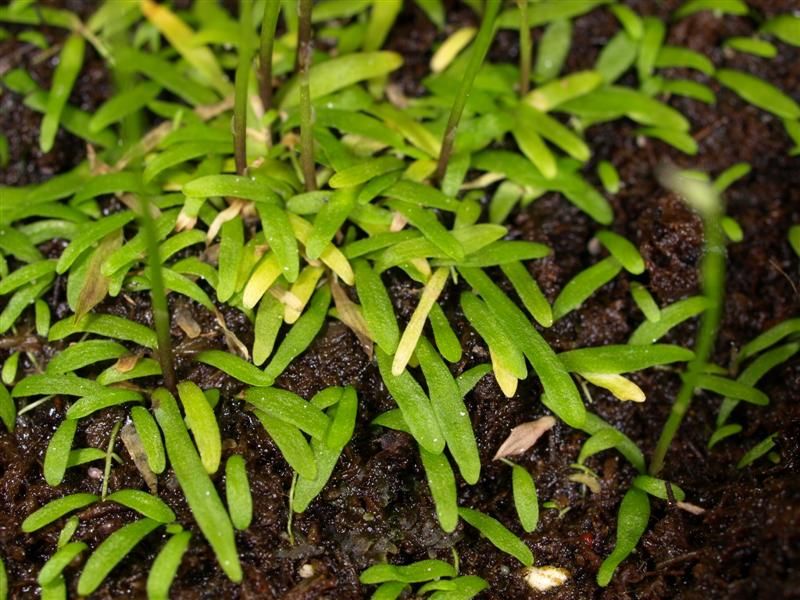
left=216, top=217, right=244, bottom=303
left=428, top=303, right=462, bottom=363
left=355, top=260, right=400, bottom=354
left=511, top=463, right=539, bottom=533
left=708, top=423, right=742, bottom=449
left=631, top=475, right=686, bottom=502
left=560, top=86, right=690, bottom=131
left=0, top=276, right=53, bottom=334
left=459, top=267, right=585, bottom=429
left=387, top=200, right=464, bottom=261
left=253, top=408, right=317, bottom=479
left=559, top=344, right=693, bottom=374
left=22, top=493, right=98, bottom=532
left=383, top=179, right=460, bottom=212
left=637, top=126, right=699, bottom=155
left=417, top=338, right=480, bottom=484
left=140, top=0, right=231, bottom=96
left=153, top=388, right=241, bottom=582
left=0, top=384, right=15, bottom=432
left=526, top=71, right=603, bottom=113
left=178, top=381, right=221, bottom=474
left=195, top=350, right=274, bottom=386
left=761, top=14, right=800, bottom=47
left=105, top=489, right=175, bottom=523
left=46, top=340, right=127, bottom=374
left=737, top=434, right=777, bottom=468
left=252, top=293, right=284, bottom=366
left=655, top=45, right=714, bottom=75
left=225, top=455, right=252, bottom=530
left=245, top=387, right=330, bottom=440
left=263, top=285, right=331, bottom=382
left=77, top=518, right=161, bottom=596
left=130, top=406, right=166, bottom=474
left=182, top=174, right=282, bottom=203
left=419, top=446, right=458, bottom=532
left=146, top=531, right=192, bottom=600
left=0, top=226, right=43, bottom=263
left=596, top=30, right=638, bottom=83
left=674, top=0, right=748, bottom=19
left=325, top=386, right=358, bottom=450
left=724, top=36, right=777, bottom=58
left=257, top=203, right=299, bottom=282
left=143, top=141, right=233, bottom=183
left=629, top=295, right=713, bottom=345
left=38, top=541, right=87, bottom=586
left=660, top=79, right=716, bottom=104
left=596, top=231, right=644, bottom=274
left=376, top=348, right=444, bottom=454
left=44, top=419, right=77, bottom=486
left=359, top=559, right=457, bottom=584
left=306, top=186, right=358, bottom=260
left=0, top=259, right=56, bottom=294
left=89, top=81, right=161, bottom=132
left=637, top=17, right=665, bottom=81
left=458, top=507, right=534, bottom=567
left=279, top=51, right=403, bottom=108
left=497, top=0, right=612, bottom=29
left=40, top=34, right=84, bottom=153
left=596, top=487, right=650, bottom=586
left=716, top=69, right=800, bottom=120
left=552, top=257, right=622, bottom=320
left=329, top=156, right=404, bottom=188
left=693, top=374, right=768, bottom=406
left=533, top=18, right=572, bottom=83
left=55, top=211, right=134, bottom=274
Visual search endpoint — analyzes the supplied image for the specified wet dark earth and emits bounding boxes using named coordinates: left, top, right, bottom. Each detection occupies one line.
left=1, top=1, right=799, bottom=598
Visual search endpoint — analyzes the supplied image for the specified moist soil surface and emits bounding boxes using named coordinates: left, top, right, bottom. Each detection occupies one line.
left=1, top=1, right=799, bottom=598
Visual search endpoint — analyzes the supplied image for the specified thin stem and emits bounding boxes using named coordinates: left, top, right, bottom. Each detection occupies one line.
left=435, top=0, right=501, bottom=181
left=649, top=209, right=726, bottom=475
left=517, top=0, right=531, bottom=95
left=140, top=195, right=177, bottom=395
left=233, top=0, right=254, bottom=175
left=259, top=0, right=281, bottom=123
left=297, top=0, right=316, bottom=191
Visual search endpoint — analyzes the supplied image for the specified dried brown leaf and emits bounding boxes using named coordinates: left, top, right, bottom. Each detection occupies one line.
left=493, top=416, right=556, bottom=460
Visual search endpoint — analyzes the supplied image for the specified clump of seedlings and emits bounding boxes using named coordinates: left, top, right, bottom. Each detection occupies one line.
left=0, top=0, right=798, bottom=598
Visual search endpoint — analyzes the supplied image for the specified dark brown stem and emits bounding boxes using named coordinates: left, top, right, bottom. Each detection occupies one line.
left=297, top=0, right=316, bottom=191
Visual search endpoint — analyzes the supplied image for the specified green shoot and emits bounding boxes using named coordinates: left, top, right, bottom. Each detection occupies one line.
left=258, top=0, right=282, bottom=117
left=297, top=0, right=316, bottom=191
left=233, top=0, right=254, bottom=174
left=435, top=0, right=501, bottom=180
left=458, top=507, right=534, bottom=567
left=596, top=487, right=650, bottom=587
left=649, top=171, right=726, bottom=475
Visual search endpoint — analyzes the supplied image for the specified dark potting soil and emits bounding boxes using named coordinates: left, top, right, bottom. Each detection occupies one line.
left=1, top=1, right=799, bottom=598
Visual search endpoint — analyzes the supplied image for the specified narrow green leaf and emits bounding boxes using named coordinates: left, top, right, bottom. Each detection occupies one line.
left=596, top=231, right=644, bottom=274
left=253, top=408, right=317, bottom=479
left=761, top=14, right=800, bottom=47
left=44, top=419, right=77, bottom=486
left=225, top=455, right=252, bottom=530
left=38, top=541, right=87, bottom=586
left=693, top=374, right=769, bottom=406
left=40, top=34, right=84, bottom=152
left=105, top=489, right=175, bottom=523
left=253, top=293, right=284, bottom=366
left=511, top=463, right=539, bottom=532
left=257, top=203, right=299, bottom=282
left=130, top=406, right=166, bottom=474
left=596, top=487, right=650, bottom=586
left=419, top=446, right=458, bottom=532
left=77, top=518, right=161, bottom=596
left=0, top=384, right=15, bottom=432
left=46, top=340, right=127, bottom=374
left=55, top=211, right=134, bottom=274
left=146, top=531, right=191, bottom=600
left=596, top=30, right=638, bottom=83
left=629, top=296, right=712, bottom=345
left=306, top=186, right=358, bottom=260
left=89, top=82, right=161, bottom=132
left=737, top=434, right=777, bottom=468
left=552, top=257, right=622, bottom=320
left=245, top=387, right=330, bottom=440
left=655, top=45, right=714, bottom=75
left=376, top=348, right=444, bottom=454
left=632, top=475, right=686, bottom=502
left=716, top=69, right=800, bottom=120
left=360, top=560, right=456, bottom=584
left=278, top=51, right=403, bottom=108
left=458, top=507, right=534, bottom=567
left=217, top=217, right=243, bottom=303
left=708, top=423, right=742, bottom=449
left=355, top=260, right=400, bottom=354
left=153, top=388, right=241, bottom=582
left=195, top=350, right=274, bottom=386
left=22, top=493, right=98, bottom=533
left=559, top=344, right=693, bottom=374
left=263, top=285, right=331, bottom=382
left=638, top=126, right=699, bottom=155
left=533, top=18, right=572, bottom=83
left=178, top=381, right=221, bottom=474
left=417, top=338, right=480, bottom=484
left=674, top=0, right=748, bottom=19
left=724, top=36, right=777, bottom=58
left=460, top=267, right=585, bottom=428
left=428, top=303, right=462, bottom=363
